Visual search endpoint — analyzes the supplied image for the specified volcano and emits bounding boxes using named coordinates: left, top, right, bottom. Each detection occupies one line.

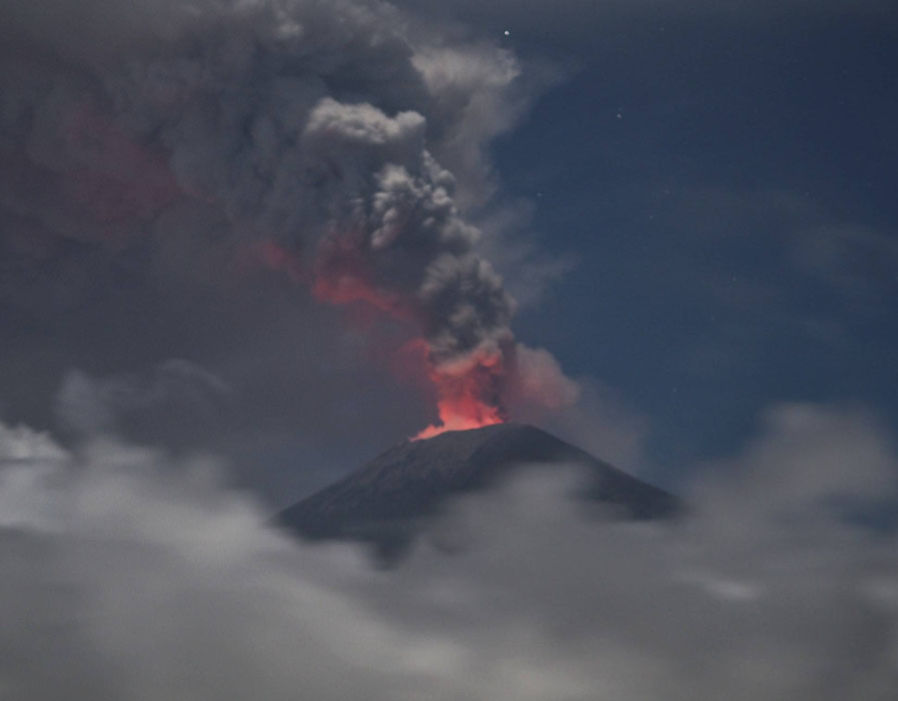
left=278, top=423, right=678, bottom=560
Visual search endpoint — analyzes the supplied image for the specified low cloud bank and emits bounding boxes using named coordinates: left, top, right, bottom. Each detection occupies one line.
left=1, top=402, right=897, bottom=700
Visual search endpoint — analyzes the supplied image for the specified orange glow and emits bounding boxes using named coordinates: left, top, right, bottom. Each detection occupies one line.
left=256, top=236, right=510, bottom=440
left=414, top=396, right=504, bottom=439
left=412, top=346, right=508, bottom=440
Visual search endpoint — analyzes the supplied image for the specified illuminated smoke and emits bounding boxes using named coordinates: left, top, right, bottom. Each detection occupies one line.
left=414, top=345, right=509, bottom=439
left=0, top=0, right=574, bottom=435
left=298, top=97, right=520, bottom=434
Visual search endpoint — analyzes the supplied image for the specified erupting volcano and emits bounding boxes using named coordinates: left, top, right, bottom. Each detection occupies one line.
left=0, top=0, right=581, bottom=446
left=278, top=422, right=680, bottom=562
left=246, top=92, right=576, bottom=439
left=415, top=387, right=505, bottom=439
left=299, top=244, right=515, bottom=438
left=256, top=231, right=577, bottom=439
left=414, top=347, right=509, bottom=439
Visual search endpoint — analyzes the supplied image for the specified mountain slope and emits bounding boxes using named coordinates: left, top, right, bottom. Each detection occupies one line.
left=278, top=423, right=678, bottom=559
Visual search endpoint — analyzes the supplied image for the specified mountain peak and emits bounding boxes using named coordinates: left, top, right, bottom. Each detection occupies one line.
left=278, top=423, right=677, bottom=559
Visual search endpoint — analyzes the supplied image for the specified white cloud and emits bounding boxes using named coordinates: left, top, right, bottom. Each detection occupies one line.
left=1, top=401, right=896, bottom=699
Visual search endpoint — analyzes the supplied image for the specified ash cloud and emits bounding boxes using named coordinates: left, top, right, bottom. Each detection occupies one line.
left=1, top=402, right=897, bottom=699
left=0, top=0, right=574, bottom=440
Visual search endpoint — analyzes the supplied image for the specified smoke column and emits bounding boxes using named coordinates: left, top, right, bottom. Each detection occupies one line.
left=0, top=0, right=575, bottom=436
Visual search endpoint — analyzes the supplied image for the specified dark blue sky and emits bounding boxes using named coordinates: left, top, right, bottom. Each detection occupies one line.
left=482, top=9, right=898, bottom=483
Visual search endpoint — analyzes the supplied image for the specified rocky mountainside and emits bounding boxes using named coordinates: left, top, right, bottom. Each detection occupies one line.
left=278, top=423, right=678, bottom=560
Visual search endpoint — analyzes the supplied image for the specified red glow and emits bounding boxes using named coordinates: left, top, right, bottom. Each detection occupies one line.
left=414, top=395, right=504, bottom=439
left=312, top=273, right=396, bottom=312
left=312, top=236, right=400, bottom=314
left=413, top=346, right=508, bottom=440
left=256, top=235, right=511, bottom=440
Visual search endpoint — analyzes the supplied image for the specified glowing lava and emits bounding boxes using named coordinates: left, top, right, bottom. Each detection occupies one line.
left=413, top=348, right=508, bottom=440
left=413, top=399, right=504, bottom=439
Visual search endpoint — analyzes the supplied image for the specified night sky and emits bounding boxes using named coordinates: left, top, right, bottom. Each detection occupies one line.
left=488, top=6, right=898, bottom=483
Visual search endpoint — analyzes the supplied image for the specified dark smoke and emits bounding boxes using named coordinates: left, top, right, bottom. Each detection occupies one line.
left=1, top=0, right=574, bottom=435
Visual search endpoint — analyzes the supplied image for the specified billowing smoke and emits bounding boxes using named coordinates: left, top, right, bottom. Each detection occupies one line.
left=1, top=0, right=572, bottom=437
left=1, top=403, right=897, bottom=699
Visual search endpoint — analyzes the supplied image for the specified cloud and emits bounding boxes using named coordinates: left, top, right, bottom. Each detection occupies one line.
left=526, top=377, right=651, bottom=474
left=54, top=359, right=232, bottom=440
left=698, top=403, right=898, bottom=509
left=1, top=401, right=896, bottom=699
left=681, top=187, right=898, bottom=311
left=474, top=200, right=576, bottom=310
left=789, top=222, right=898, bottom=309
left=410, top=42, right=546, bottom=208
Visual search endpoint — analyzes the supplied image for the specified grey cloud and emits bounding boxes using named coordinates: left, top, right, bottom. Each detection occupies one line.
left=410, top=42, right=546, bottom=208
left=625, top=185, right=896, bottom=388
left=523, top=376, right=650, bottom=474
left=473, top=200, right=577, bottom=310
left=692, top=403, right=898, bottom=530
left=0, top=423, right=66, bottom=463
left=1, top=401, right=897, bottom=699
left=680, top=187, right=897, bottom=317
left=54, top=359, right=232, bottom=439
left=790, top=223, right=898, bottom=307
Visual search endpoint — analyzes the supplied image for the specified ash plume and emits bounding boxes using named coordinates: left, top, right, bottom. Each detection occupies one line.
left=1, top=0, right=571, bottom=436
